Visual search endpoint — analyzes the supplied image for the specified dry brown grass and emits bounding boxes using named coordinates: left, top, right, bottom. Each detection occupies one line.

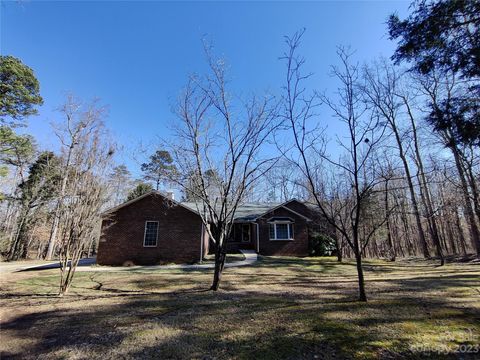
left=1, top=256, right=479, bottom=359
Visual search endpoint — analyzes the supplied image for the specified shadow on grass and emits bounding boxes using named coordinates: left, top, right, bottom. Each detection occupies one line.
left=2, top=257, right=479, bottom=359
left=2, top=277, right=480, bottom=359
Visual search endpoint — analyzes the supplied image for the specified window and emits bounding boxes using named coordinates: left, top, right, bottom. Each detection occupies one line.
left=269, top=222, right=294, bottom=240
left=144, top=221, right=158, bottom=247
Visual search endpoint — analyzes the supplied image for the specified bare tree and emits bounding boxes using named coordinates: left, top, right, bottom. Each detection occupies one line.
left=377, top=154, right=400, bottom=261
left=418, top=70, right=480, bottom=255
left=263, top=160, right=300, bottom=202
left=280, top=31, right=388, bottom=301
left=401, top=84, right=445, bottom=264
left=362, top=61, right=446, bottom=264
left=45, top=96, right=107, bottom=260
left=166, top=43, right=278, bottom=290
left=55, top=99, right=114, bottom=296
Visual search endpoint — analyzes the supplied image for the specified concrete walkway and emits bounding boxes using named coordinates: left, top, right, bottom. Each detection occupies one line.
left=10, top=250, right=258, bottom=273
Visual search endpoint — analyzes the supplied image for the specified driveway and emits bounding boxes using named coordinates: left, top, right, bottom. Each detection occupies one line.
left=4, top=250, right=258, bottom=273
left=0, top=258, right=97, bottom=273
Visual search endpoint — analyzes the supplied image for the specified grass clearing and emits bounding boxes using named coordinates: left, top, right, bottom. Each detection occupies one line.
left=1, top=256, right=479, bottom=359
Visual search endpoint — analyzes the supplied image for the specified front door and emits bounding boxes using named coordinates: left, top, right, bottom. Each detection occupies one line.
left=241, top=224, right=250, bottom=243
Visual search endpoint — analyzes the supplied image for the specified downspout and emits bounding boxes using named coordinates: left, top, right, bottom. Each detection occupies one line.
left=200, top=223, right=204, bottom=263
left=255, top=222, right=260, bottom=254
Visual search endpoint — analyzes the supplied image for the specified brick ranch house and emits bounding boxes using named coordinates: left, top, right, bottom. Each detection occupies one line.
left=97, top=191, right=330, bottom=266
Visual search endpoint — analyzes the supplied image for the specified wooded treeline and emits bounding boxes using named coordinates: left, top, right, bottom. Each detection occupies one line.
left=0, top=0, right=477, bottom=299
left=275, top=55, right=480, bottom=264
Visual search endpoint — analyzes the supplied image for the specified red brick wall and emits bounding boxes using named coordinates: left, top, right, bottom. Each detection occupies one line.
left=257, top=207, right=309, bottom=256
left=97, top=193, right=203, bottom=265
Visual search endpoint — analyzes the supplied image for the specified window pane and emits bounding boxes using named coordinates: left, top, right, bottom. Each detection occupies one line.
left=276, top=224, right=289, bottom=239
left=269, top=224, right=275, bottom=239
left=144, top=222, right=158, bottom=246
left=288, top=223, right=294, bottom=239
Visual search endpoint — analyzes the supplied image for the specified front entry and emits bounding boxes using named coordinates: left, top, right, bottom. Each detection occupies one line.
left=240, top=224, right=250, bottom=243
left=226, top=223, right=254, bottom=250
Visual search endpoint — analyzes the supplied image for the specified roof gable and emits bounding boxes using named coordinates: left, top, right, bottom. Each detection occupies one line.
left=254, top=201, right=313, bottom=222
left=101, top=190, right=199, bottom=217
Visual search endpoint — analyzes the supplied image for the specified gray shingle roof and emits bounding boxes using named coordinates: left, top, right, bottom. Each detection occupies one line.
left=180, top=202, right=281, bottom=221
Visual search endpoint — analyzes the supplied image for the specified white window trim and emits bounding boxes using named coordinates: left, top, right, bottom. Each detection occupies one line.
left=269, top=221, right=294, bottom=241
left=143, top=221, right=159, bottom=247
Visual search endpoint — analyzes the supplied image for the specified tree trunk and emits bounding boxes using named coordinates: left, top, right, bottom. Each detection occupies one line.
left=404, top=97, right=446, bottom=261
left=384, top=179, right=395, bottom=261
left=211, top=245, right=226, bottom=291
left=397, top=194, right=414, bottom=256
left=45, top=214, right=60, bottom=260
left=390, top=125, right=430, bottom=258
left=419, top=185, right=444, bottom=265
left=391, top=211, right=405, bottom=257
left=355, top=250, right=367, bottom=302
left=46, top=143, right=74, bottom=260
left=464, top=157, right=480, bottom=227
left=8, top=208, right=29, bottom=261
left=335, top=228, right=343, bottom=262
left=445, top=217, right=457, bottom=255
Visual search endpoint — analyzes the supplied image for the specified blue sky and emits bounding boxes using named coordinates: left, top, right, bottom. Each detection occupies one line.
left=1, top=0, right=409, bottom=179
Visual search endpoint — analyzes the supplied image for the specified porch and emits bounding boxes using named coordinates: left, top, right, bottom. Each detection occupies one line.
left=226, top=222, right=258, bottom=252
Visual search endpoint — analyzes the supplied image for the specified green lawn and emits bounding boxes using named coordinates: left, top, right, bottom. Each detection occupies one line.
left=1, top=257, right=479, bottom=359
